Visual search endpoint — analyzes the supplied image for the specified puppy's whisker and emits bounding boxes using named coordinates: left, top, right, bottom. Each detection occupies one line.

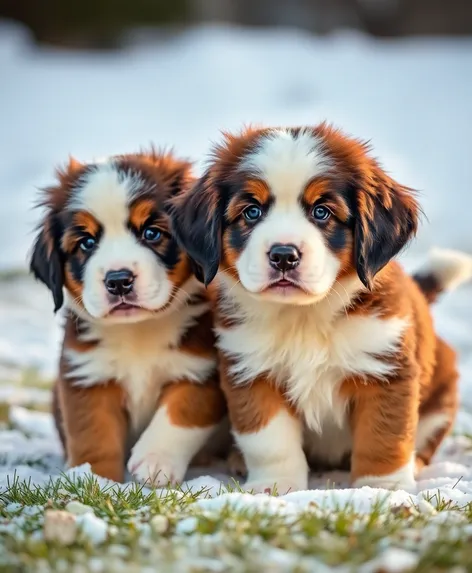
left=228, top=279, right=242, bottom=295
left=334, top=280, right=351, bottom=301
left=71, top=294, right=83, bottom=306
left=329, top=286, right=348, bottom=319
left=154, top=286, right=191, bottom=312
left=332, top=281, right=351, bottom=319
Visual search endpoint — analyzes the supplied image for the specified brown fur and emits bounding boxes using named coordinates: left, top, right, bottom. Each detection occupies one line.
left=220, top=354, right=297, bottom=434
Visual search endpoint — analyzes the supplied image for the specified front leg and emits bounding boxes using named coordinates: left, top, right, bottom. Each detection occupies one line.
left=128, top=377, right=227, bottom=487
left=348, top=373, right=418, bottom=492
left=221, top=364, right=308, bottom=495
left=58, top=379, right=127, bottom=482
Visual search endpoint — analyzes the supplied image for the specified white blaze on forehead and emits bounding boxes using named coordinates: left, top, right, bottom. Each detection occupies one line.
left=239, top=129, right=332, bottom=203
left=67, top=162, right=145, bottom=234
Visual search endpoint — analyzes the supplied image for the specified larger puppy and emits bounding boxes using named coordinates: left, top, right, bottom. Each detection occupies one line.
left=30, top=151, right=227, bottom=484
left=171, top=124, right=470, bottom=493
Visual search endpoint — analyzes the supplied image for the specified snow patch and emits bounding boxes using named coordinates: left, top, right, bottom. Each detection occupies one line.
left=77, top=512, right=108, bottom=545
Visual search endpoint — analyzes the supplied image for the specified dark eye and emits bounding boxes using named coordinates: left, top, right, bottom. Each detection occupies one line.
left=312, top=205, right=331, bottom=221
left=243, top=205, right=262, bottom=222
left=79, top=235, right=96, bottom=252
left=142, top=226, right=162, bottom=243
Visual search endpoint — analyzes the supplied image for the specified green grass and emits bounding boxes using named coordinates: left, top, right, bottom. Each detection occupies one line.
left=2, top=472, right=472, bottom=572
left=0, top=402, right=10, bottom=424
left=16, top=367, right=54, bottom=390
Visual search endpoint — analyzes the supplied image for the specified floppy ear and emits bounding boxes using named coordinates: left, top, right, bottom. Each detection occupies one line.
left=30, top=214, right=65, bottom=312
left=354, top=171, right=419, bottom=289
left=169, top=171, right=224, bottom=286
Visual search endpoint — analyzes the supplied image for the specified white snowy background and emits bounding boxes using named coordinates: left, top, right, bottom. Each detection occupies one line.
left=1, top=19, right=472, bottom=503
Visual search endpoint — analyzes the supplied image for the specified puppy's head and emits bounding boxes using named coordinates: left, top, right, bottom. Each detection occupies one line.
left=30, top=151, right=195, bottom=322
left=170, top=124, right=419, bottom=305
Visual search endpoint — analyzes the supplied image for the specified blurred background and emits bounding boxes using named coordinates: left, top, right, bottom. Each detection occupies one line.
left=0, top=1, right=471, bottom=422
left=1, top=0, right=471, bottom=47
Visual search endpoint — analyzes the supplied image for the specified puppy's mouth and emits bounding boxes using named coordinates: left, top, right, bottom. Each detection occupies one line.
left=107, top=301, right=148, bottom=317
left=265, top=277, right=305, bottom=293
left=272, top=279, right=294, bottom=288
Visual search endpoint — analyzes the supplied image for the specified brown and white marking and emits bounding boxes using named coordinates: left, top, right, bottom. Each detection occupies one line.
left=32, top=152, right=228, bottom=484
left=170, top=124, right=468, bottom=494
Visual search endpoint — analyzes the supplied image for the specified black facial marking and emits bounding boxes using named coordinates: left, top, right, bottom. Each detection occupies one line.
left=158, top=237, right=181, bottom=269
left=228, top=224, right=248, bottom=251
left=327, top=225, right=348, bottom=252
left=69, top=256, right=84, bottom=284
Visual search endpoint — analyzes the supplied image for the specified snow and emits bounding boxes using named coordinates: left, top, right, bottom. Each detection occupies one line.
left=77, top=512, right=108, bottom=545
left=65, top=501, right=95, bottom=515
left=1, top=20, right=472, bottom=562
left=0, top=385, right=50, bottom=406
left=361, top=548, right=419, bottom=573
left=9, top=405, right=56, bottom=438
left=175, top=517, right=199, bottom=535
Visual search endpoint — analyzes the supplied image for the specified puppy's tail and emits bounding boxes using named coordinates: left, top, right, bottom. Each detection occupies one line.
left=413, top=247, right=472, bottom=304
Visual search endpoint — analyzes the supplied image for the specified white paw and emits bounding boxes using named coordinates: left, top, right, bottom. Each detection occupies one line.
left=352, top=459, right=417, bottom=492
left=126, top=406, right=214, bottom=487
left=244, top=477, right=307, bottom=496
left=127, top=449, right=186, bottom=487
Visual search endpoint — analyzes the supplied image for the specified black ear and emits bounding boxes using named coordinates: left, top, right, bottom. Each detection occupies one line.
left=169, top=171, right=223, bottom=286
left=30, top=215, right=65, bottom=312
left=354, top=177, right=419, bottom=289
left=189, top=260, right=205, bottom=285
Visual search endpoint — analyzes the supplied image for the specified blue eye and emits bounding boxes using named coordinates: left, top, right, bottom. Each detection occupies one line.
left=312, top=205, right=331, bottom=221
left=79, top=235, right=96, bottom=252
left=243, top=205, right=262, bottom=222
left=143, top=226, right=162, bottom=243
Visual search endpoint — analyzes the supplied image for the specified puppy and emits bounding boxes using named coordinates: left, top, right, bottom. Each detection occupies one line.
left=30, top=151, right=228, bottom=484
left=170, top=124, right=470, bottom=493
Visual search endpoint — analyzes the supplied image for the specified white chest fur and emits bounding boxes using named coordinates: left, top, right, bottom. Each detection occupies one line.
left=216, top=282, right=407, bottom=434
left=65, top=302, right=216, bottom=434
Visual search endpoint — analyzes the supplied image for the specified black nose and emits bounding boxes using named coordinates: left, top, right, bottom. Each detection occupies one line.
left=268, top=244, right=301, bottom=272
left=104, top=269, right=135, bottom=296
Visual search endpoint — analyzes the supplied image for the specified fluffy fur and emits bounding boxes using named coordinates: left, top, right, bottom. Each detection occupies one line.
left=170, top=123, right=469, bottom=493
left=31, top=151, right=228, bottom=484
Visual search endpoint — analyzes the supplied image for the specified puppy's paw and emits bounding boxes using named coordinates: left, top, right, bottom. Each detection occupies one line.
left=353, top=465, right=417, bottom=493
left=127, top=448, right=186, bottom=487
left=244, top=477, right=307, bottom=496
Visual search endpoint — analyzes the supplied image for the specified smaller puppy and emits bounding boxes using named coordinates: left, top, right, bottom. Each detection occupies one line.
left=31, top=151, right=228, bottom=484
left=170, top=124, right=470, bottom=493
